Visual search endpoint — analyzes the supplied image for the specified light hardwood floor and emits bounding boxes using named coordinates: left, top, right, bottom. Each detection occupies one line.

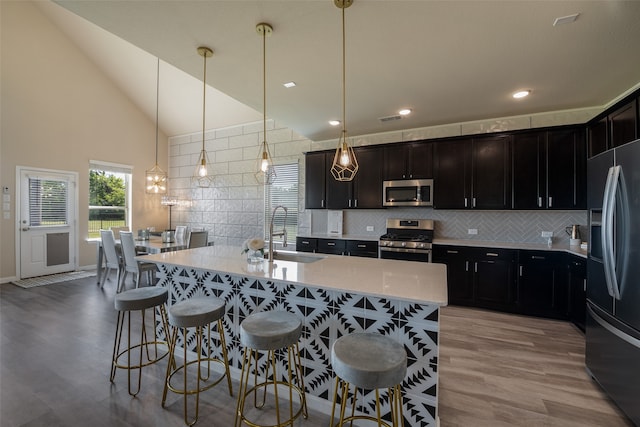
left=0, top=275, right=633, bottom=426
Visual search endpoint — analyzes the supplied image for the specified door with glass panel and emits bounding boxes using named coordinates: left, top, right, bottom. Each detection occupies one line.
left=19, top=168, right=77, bottom=278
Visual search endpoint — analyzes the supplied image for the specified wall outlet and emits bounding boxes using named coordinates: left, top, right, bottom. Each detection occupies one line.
left=468, top=228, right=478, bottom=235
left=541, top=231, right=553, bottom=238
left=366, top=225, right=374, bottom=232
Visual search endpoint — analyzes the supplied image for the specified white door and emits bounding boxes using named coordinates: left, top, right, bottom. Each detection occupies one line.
left=18, top=168, right=77, bottom=279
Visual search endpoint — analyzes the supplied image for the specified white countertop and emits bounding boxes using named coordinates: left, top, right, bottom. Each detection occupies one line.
left=140, top=245, right=448, bottom=306
left=433, top=238, right=588, bottom=258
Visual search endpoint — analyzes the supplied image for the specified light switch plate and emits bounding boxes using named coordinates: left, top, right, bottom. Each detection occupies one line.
left=366, top=226, right=374, bottom=232
left=468, top=228, right=478, bottom=235
left=541, top=231, right=553, bottom=238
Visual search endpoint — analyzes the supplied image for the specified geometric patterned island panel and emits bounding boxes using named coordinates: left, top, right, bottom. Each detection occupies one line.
left=156, top=263, right=440, bottom=426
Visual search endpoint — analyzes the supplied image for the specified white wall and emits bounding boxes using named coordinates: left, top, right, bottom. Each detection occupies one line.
left=0, top=1, right=169, bottom=281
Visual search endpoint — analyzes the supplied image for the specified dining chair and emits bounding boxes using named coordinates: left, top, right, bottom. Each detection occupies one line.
left=100, top=229, right=123, bottom=290
left=119, top=231, right=157, bottom=292
left=174, top=225, right=188, bottom=244
left=110, top=226, right=130, bottom=239
left=188, top=230, right=208, bottom=248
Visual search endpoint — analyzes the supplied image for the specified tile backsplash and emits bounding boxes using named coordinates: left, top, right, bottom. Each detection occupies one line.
left=301, top=208, right=588, bottom=246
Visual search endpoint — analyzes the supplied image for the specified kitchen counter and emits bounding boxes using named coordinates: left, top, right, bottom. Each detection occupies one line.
left=433, top=238, right=588, bottom=258
left=142, top=245, right=446, bottom=426
left=297, top=233, right=379, bottom=242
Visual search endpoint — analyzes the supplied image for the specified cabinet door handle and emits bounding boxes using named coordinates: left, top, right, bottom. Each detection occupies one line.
left=465, top=261, right=469, bottom=271
left=348, top=200, right=352, bottom=208
left=464, top=198, right=468, bottom=208
left=486, top=252, right=499, bottom=257
left=519, top=265, right=523, bottom=277
left=548, top=197, right=553, bottom=208
left=447, top=250, right=459, bottom=254
left=321, top=200, right=325, bottom=208
left=538, top=197, right=542, bottom=208
left=474, top=262, right=478, bottom=273
left=473, top=198, right=477, bottom=208
left=354, top=199, right=358, bottom=208
left=583, top=279, right=587, bottom=292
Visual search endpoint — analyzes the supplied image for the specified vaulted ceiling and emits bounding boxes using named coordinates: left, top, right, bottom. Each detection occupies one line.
left=41, top=1, right=640, bottom=141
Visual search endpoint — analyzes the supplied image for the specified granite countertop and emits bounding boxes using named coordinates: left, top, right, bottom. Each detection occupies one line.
left=140, top=245, right=448, bottom=305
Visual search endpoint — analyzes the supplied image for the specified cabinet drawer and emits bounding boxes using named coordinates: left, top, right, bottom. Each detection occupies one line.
left=475, top=248, right=517, bottom=262
left=318, top=238, right=346, bottom=255
left=346, top=240, right=378, bottom=257
left=296, top=237, right=318, bottom=253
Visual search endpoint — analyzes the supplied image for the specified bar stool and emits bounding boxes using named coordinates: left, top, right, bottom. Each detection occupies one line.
left=235, top=311, right=308, bottom=427
left=110, top=286, right=170, bottom=396
left=329, top=333, right=407, bottom=427
left=162, top=297, right=233, bottom=426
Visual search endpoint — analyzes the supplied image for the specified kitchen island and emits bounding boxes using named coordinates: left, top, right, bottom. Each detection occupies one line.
left=141, top=245, right=447, bottom=426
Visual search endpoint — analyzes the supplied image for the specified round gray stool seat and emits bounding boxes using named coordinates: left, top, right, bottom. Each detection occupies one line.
left=332, top=333, right=407, bottom=390
left=168, top=297, right=226, bottom=328
left=240, top=311, right=302, bottom=350
left=114, top=287, right=168, bottom=312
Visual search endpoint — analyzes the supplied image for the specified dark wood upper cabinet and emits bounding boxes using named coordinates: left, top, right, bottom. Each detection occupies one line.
left=610, top=100, right=638, bottom=148
left=512, top=127, right=586, bottom=210
left=434, top=136, right=510, bottom=209
left=588, top=116, right=608, bottom=158
left=304, top=151, right=326, bottom=209
left=547, top=127, right=586, bottom=209
left=512, top=131, right=546, bottom=209
left=384, top=141, right=433, bottom=180
left=433, top=138, right=472, bottom=209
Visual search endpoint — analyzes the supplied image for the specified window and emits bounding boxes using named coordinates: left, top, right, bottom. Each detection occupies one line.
left=264, top=163, right=299, bottom=241
left=27, top=176, right=69, bottom=227
left=88, top=160, right=132, bottom=238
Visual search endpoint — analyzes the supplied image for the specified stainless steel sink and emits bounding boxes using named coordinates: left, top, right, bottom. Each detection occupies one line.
left=266, top=251, right=325, bottom=263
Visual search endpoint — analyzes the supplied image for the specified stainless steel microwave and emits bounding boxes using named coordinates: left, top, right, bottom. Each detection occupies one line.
left=383, top=179, right=434, bottom=207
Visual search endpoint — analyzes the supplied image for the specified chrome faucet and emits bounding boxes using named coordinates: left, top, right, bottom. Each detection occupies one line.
left=269, top=205, right=288, bottom=262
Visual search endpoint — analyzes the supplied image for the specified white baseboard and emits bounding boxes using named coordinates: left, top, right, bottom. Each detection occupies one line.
left=1, top=276, right=18, bottom=285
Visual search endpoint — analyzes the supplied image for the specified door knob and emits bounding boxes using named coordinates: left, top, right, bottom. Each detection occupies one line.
left=22, top=227, right=29, bottom=231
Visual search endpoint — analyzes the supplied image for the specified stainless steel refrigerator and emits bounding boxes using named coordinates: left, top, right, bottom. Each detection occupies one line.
left=586, top=138, right=640, bottom=425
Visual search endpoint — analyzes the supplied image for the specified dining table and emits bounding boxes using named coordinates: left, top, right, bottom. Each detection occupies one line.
left=92, top=236, right=189, bottom=285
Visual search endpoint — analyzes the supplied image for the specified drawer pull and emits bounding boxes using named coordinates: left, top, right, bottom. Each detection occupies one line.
left=357, top=244, right=366, bottom=248
left=486, top=252, right=499, bottom=257
left=301, top=240, right=310, bottom=244
left=327, top=242, right=335, bottom=246
left=447, top=250, right=459, bottom=254
left=531, top=255, right=545, bottom=260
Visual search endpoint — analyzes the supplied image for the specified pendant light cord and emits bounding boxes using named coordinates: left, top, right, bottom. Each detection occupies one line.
left=202, top=51, right=207, bottom=152
left=341, top=4, right=347, bottom=138
left=263, top=26, right=267, bottom=148
left=155, top=58, right=160, bottom=165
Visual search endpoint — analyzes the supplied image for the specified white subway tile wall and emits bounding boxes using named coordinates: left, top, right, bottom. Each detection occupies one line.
left=169, top=110, right=592, bottom=247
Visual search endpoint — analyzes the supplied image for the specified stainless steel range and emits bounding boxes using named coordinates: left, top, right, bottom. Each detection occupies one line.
left=379, top=219, right=434, bottom=262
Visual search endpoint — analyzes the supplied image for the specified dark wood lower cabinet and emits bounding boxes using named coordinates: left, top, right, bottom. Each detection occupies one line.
left=435, top=244, right=580, bottom=321
left=433, top=245, right=516, bottom=311
left=517, top=251, right=568, bottom=319
left=297, top=237, right=378, bottom=258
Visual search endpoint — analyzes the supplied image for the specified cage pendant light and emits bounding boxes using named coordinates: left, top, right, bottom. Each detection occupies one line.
left=331, top=0, right=358, bottom=182
left=255, top=23, right=276, bottom=185
left=145, top=59, right=168, bottom=194
left=192, top=46, right=215, bottom=188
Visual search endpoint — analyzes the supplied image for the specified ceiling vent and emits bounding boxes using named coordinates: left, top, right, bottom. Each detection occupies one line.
left=379, top=115, right=402, bottom=122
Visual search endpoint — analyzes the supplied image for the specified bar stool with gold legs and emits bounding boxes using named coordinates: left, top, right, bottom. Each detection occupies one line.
left=162, top=297, right=233, bottom=426
left=110, top=286, right=170, bottom=396
left=329, top=333, right=407, bottom=427
left=235, top=311, right=308, bottom=427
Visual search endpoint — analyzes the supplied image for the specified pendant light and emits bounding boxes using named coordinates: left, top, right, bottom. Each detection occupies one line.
left=145, top=58, right=168, bottom=194
left=330, top=0, right=358, bottom=182
left=255, top=23, right=276, bottom=185
left=192, top=46, right=215, bottom=188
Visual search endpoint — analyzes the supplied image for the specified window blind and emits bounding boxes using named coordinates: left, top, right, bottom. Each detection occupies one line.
left=28, top=177, right=68, bottom=227
left=264, top=163, right=299, bottom=240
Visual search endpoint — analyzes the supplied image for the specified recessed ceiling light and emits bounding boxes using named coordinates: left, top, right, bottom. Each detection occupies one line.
left=283, top=81, right=296, bottom=88
left=553, top=13, right=580, bottom=27
left=512, top=90, right=531, bottom=99
left=329, top=120, right=341, bottom=126
left=398, top=109, right=412, bottom=116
